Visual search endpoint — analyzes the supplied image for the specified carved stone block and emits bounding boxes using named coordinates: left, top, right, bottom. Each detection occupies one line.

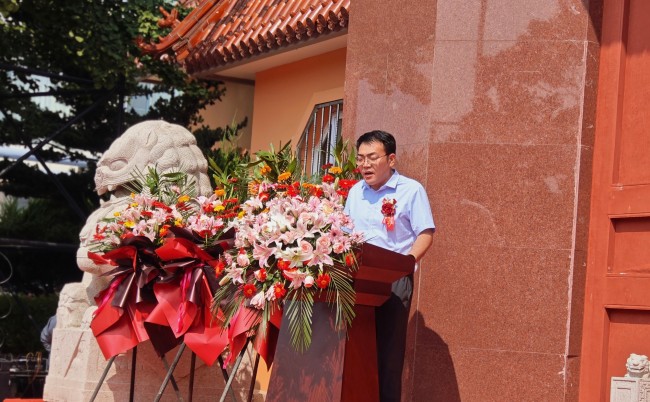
left=611, top=377, right=650, bottom=402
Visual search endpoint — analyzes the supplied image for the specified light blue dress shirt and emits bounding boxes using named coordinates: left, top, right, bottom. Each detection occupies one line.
left=344, top=170, right=435, bottom=256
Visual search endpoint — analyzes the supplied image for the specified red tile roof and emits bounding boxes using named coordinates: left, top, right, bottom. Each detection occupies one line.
left=140, top=0, right=350, bottom=76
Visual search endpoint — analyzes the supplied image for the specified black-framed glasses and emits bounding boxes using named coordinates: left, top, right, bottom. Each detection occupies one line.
left=355, top=154, right=388, bottom=165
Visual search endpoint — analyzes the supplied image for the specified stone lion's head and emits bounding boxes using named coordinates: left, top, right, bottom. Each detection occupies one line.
left=626, top=353, right=649, bottom=378
left=94, top=120, right=211, bottom=196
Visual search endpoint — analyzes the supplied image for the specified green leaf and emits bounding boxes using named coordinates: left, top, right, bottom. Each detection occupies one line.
left=285, top=288, right=314, bottom=352
left=327, top=261, right=357, bottom=331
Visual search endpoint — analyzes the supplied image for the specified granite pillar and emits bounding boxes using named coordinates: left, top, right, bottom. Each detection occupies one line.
left=343, top=1, right=601, bottom=400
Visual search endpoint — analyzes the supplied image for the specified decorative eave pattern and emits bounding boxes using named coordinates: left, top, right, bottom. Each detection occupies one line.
left=142, top=0, right=350, bottom=76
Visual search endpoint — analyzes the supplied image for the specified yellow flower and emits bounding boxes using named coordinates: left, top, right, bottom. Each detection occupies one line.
left=238, top=211, right=246, bottom=219
left=174, top=218, right=183, bottom=227
left=260, top=165, right=272, bottom=175
left=159, top=226, right=170, bottom=236
left=328, top=166, right=342, bottom=175
left=213, top=205, right=225, bottom=212
left=113, top=211, right=121, bottom=217
left=278, top=171, right=291, bottom=182
left=178, top=195, right=190, bottom=203
left=130, top=202, right=138, bottom=208
left=130, top=193, right=135, bottom=199
left=124, top=221, right=135, bottom=229
left=214, top=188, right=226, bottom=197
left=248, top=180, right=260, bottom=196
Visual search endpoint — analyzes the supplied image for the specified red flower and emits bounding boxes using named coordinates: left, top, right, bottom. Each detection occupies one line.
left=93, top=225, right=106, bottom=241
left=381, top=198, right=397, bottom=231
left=336, top=189, right=349, bottom=198
left=152, top=201, right=172, bottom=212
left=214, top=259, right=226, bottom=275
left=310, top=186, right=324, bottom=197
left=316, top=273, right=331, bottom=289
left=287, top=186, right=300, bottom=197
left=159, top=224, right=171, bottom=237
left=259, top=192, right=270, bottom=202
left=242, top=284, right=257, bottom=298
left=353, top=167, right=361, bottom=174
left=338, top=179, right=358, bottom=190
left=276, top=259, right=290, bottom=270
left=322, top=174, right=335, bottom=183
left=273, top=282, right=287, bottom=299
left=321, top=163, right=333, bottom=170
left=228, top=178, right=239, bottom=183
left=345, top=254, right=355, bottom=267
left=381, top=198, right=397, bottom=216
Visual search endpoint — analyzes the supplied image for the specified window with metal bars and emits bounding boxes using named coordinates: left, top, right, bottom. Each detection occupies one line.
left=295, top=99, right=343, bottom=176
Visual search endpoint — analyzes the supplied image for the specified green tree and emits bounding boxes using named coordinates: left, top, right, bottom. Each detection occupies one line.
left=0, top=0, right=227, bottom=238
left=0, top=1, right=238, bottom=298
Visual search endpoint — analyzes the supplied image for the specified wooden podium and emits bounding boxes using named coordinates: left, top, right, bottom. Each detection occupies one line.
left=266, top=243, right=416, bottom=402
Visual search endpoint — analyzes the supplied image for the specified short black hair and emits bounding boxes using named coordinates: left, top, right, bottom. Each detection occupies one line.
left=356, top=130, right=396, bottom=155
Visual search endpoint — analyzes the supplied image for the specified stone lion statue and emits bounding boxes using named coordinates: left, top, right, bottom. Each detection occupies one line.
left=46, top=120, right=217, bottom=401
left=62, top=120, right=212, bottom=328
left=625, top=353, right=650, bottom=378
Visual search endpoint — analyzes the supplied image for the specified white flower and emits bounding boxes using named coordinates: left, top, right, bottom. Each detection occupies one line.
left=304, top=275, right=314, bottom=288
left=269, top=211, right=292, bottom=231
left=283, top=270, right=310, bottom=289
left=237, top=251, right=250, bottom=267
left=226, top=265, right=244, bottom=284
left=250, top=291, right=266, bottom=309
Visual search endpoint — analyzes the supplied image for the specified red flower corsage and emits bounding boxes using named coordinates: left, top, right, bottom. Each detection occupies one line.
left=381, top=198, right=397, bottom=231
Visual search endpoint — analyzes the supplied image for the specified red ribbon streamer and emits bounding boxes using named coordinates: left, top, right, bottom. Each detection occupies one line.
left=93, top=274, right=126, bottom=318
left=177, top=268, right=193, bottom=333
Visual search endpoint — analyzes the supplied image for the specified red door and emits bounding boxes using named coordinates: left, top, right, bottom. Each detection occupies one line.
left=580, top=1, right=650, bottom=400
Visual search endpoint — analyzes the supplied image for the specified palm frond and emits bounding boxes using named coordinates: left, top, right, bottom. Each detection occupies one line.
left=212, top=282, right=245, bottom=327
left=327, top=263, right=356, bottom=331
left=285, top=288, right=314, bottom=352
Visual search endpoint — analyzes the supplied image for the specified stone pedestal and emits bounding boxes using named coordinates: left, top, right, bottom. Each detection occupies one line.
left=610, top=377, right=650, bottom=402
left=43, top=281, right=266, bottom=401
left=44, top=324, right=265, bottom=402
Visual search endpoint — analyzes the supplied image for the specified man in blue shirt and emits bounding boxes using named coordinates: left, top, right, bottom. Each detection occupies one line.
left=344, top=130, right=435, bottom=402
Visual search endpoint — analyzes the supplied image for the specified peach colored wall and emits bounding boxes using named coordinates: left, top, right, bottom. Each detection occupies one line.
left=343, top=1, right=601, bottom=401
left=198, top=80, right=255, bottom=151
left=250, top=48, right=346, bottom=152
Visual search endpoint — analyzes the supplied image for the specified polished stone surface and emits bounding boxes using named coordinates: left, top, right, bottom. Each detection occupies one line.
left=343, top=0, right=599, bottom=400
left=417, top=242, right=571, bottom=353
left=412, top=345, right=567, bottom=401
left=426, top=142, right=577, bottom=249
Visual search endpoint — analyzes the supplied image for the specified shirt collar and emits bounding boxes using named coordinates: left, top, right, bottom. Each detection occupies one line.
left=361, top=169, right=400, bottom=192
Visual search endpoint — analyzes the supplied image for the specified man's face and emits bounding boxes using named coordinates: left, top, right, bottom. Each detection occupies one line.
left=356, top=141, right=395, bottom=190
